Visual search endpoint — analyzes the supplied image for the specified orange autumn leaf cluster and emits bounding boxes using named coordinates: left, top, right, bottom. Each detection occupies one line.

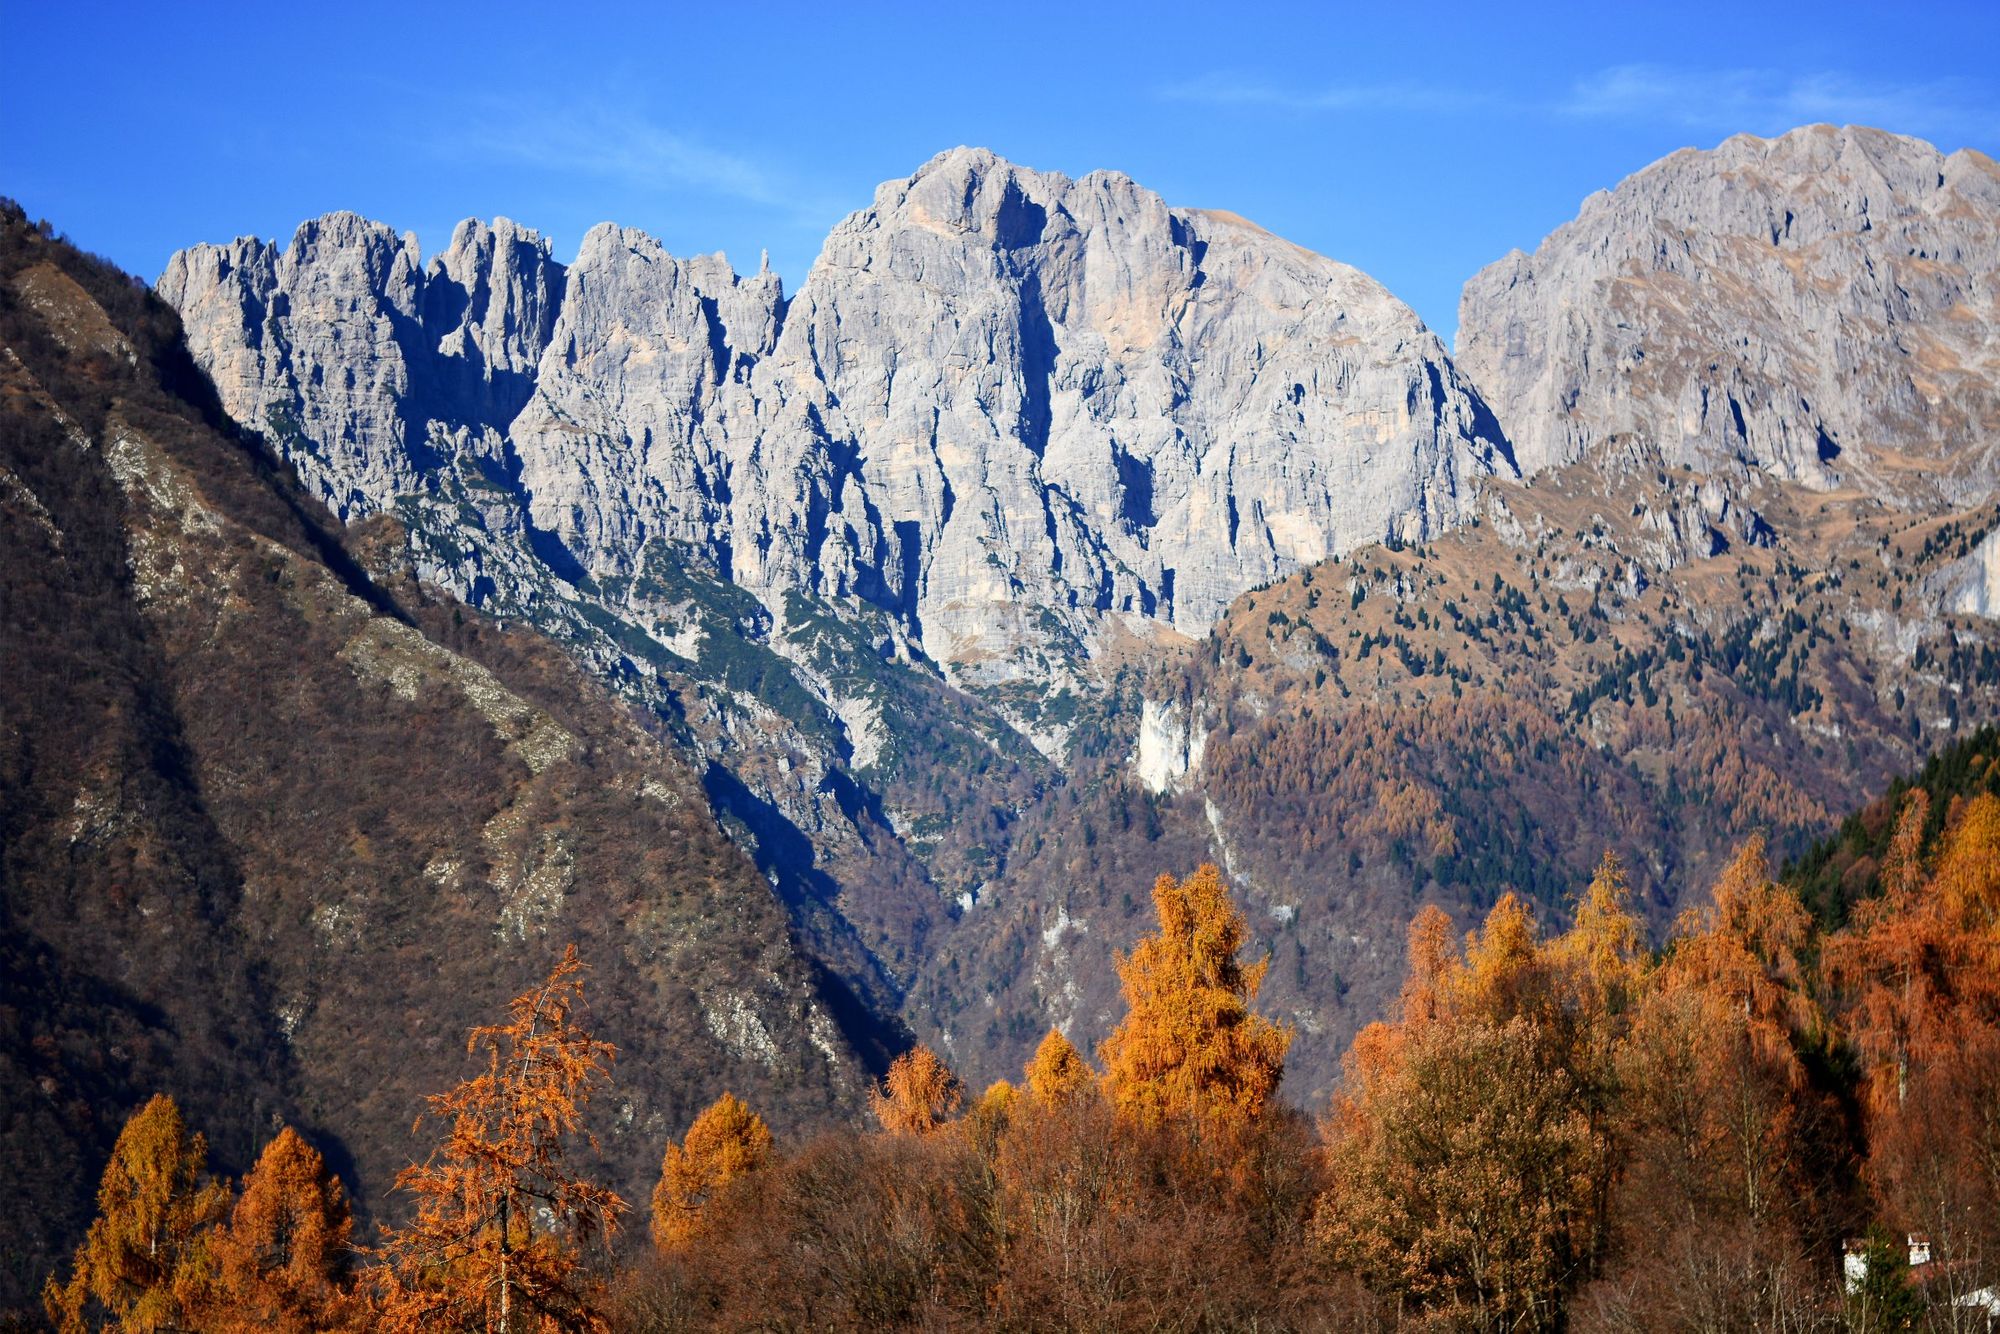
left=650, top=1092, right=772, bottom=1250
left=1825, top=791, right=2000, bottom=1308
left=870, top=1044, right=965, bottom=1136
left=42, top=1092, right=232, bottom=1333
left=372, top=943, right=625, bottom=1332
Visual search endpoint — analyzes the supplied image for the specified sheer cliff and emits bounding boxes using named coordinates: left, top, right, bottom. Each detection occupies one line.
left=1458, top=124, right=2000, bottom=500
left=141, top=126, right=2000, bottom=1113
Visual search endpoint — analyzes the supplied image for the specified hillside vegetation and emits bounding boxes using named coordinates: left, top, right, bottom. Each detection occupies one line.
left=40, top=745, right=2000, bottom=1329
left=0, top=201, right=877, bottom=1315
left=924, top=438, right=2000, bottom=1102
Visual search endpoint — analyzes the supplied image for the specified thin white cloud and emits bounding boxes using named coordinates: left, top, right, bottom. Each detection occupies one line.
left=1562, top=63, right=1999, bottom=140
left=439, top=99, right=837, bottom=226
left=1159, top=71, right=1500, bottom=116
left=1160, top=64, right=1997, bottom=144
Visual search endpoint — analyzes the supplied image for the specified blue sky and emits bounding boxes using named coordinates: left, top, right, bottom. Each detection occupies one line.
left=6, top=1, right=1997, bottom=343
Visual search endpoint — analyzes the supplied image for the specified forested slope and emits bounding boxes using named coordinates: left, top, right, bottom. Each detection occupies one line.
left=0, top=202, right=875, bottom=1316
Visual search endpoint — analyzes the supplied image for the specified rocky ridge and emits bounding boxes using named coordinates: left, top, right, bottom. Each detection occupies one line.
left=923, top=440, right=2000, bottom=1100
left=1459, top=124, right=2000, bottom=503
left=164, top=150, right=1510, bottom=686
left=158, top=147, right=1513, bottom=1035
left=913, top=125, right=2000, bottom=1096
left=148, top=126, right=2000, bottom=1111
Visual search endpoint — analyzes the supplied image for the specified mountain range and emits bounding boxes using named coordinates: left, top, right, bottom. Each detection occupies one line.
left=5, top=121, right=1998, bottom=1309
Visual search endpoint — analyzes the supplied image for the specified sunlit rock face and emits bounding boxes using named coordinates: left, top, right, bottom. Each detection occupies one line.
left=163, top=148, right=1513, bottom=688
left=159, top=213, right=565, bottom=519
left=1459, top=124, right=2000, bottom=507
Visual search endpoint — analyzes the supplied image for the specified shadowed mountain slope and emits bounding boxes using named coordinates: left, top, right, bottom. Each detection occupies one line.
left=0, top=202, right=874, bottom=1315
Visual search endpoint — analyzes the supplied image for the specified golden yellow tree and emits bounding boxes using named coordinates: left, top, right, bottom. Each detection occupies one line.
left=1548, top=851, right=1646, bottom=1020
left=370, top=945, right=626, bottom=1333
left=1099, top=864, right=1290, bottom=1129
left=870, top=1046, right=963, bottom=1135
left=1832, top=793, right=2000, bottom=1112
left=1318, top=890, right=1623, bottom=1331
left=202, top=1125, right=360, bottom=1332
left=650, top=1092, right=773, bottom=1250
left=43, top=1092, right=232, bottom=1332
left=1023, top=1028, right=1095, bottom=1106
left=963, top=1080, right=1022, bottom=1159
left=1667, top=837, right=1820, bottom=1041
left=1640, top=838, right=1823, bottom=1221
left=1828, top=792, right=2000, bottom=1299
left=1607, top=838, right=1842, bottom=1325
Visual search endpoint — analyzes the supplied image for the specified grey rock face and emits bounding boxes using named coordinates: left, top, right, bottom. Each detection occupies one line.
left=162, top=149, right=1512, bottom=693
left=1458, top=125, right=2000, bottom=504
left=769, top=150, right=1511, bottom=666
left=158, top=213, right=564, bottom=519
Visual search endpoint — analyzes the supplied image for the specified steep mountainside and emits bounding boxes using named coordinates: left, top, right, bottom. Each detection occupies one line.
left=1459, top=124, right=2000, bottom=498
left=911, top=127, right=2000, bottom=1100
left=141, top=127, right=2000, bottom=1117
left=917, top=442, right=2000, bottom=1100
left=0, top=205, right=871, bottom=1313
left=157, top=148, right=1512, bottom=1065
left=163, top=148, right=1509, bottom=677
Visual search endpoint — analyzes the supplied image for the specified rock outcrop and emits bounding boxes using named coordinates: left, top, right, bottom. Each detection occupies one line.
left=147, top=126, right=2000, bottom=1122
left=1458, top=124, right=2000, bottom=505
left=162, top=148, right=1513, bottom=693
left=158, top=214, right=565, bottom=518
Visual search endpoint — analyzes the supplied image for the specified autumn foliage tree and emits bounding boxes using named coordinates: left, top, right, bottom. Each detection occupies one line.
left=1098, top=863, right=1290, bottom=1129
left=1828, top=790, right=2000, bottom=1313
left=650, top=1092, right=772, bottom=1251
left=1594, top=838, right=1837, bottom=1327
left=202, top=1125, right=361, bottom=1332
left=1023, top=1028, right=1094, bottom=1107
left=1317, top=872, right=1643, bottom=1332
left=371, top=945, right=626, bottom=1333
left=42, top=1092, right=232, bottom=1333
left=870, top=1046, right=963, bottom=1136
left=1622, top=840, right=1826, bottom=1221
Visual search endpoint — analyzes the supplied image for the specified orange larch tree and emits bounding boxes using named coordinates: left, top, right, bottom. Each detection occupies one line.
left=1098, top=864, right=1290, bottom=1130
left=650, top=1092, right=773, bottom=1251
left=1547, top=851, right=1647, bottom=1022
left=42, top=1092, right=233, bottom=1333
left=202, top=1125, right=361, bottom=1332
left=964, top=1079, right=1022, bottom=1159
left=1601, top=837, right=1839, bottom=1327
left=1828, top=791, right=2000, bottom=1303
left=370, top=944, right=626, bottom=1333
left=870, top=1046, right=964, bottom=1136
left=1318, top=885, right=1628, bottom=1331
left=1618, top=837, right=1828, bottom=1226
left=1023, top=1028, right=1095, bottom=1107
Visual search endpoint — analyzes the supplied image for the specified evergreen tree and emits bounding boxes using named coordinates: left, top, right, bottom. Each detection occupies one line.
left=870, top=1046, right=963, bottom=1136
left=203, top=1126, right=360, bottom=1332
left=370, top=945, right=625, bottom=1333
left=1023, top=1029, right=1094, bottom=1107
left=649, top=1092, right=772, bottom=1251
